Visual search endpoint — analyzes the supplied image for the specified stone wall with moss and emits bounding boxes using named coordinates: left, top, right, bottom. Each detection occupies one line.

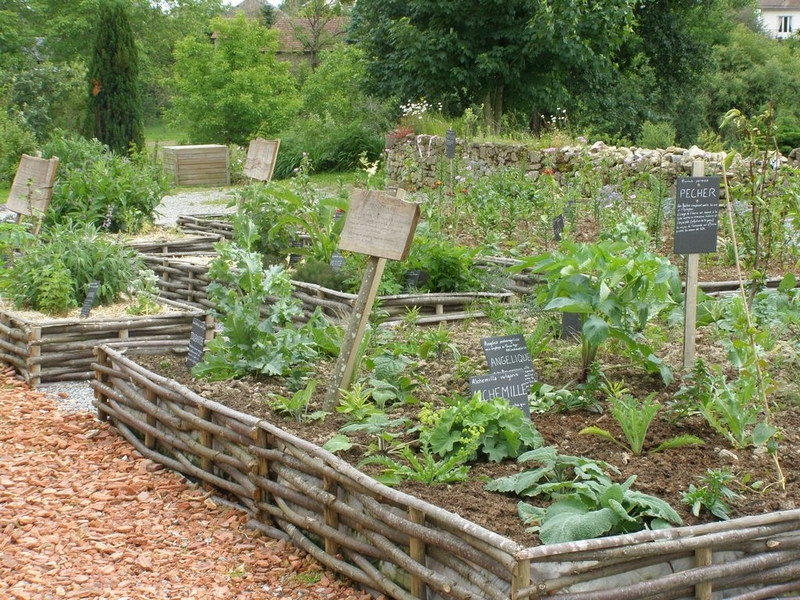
left=384, top=134, right=732, bottom=191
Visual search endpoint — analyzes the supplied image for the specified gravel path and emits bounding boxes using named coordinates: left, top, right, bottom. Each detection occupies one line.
left=154, top=188, right=237, bottom=227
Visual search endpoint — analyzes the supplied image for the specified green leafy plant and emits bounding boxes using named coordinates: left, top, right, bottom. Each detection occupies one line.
left=580, top=391, right=704, bottom=455
left=0, top=220, right=143, bottom=314
left=513, top=239, right=680, bottom=383
left=358, top=437, right=474, bottom=487
left=268, top=380, right=326, bottom=423
left=518, top=475, right=682, bottom=544
left=126, top=268, right=160, bottom=316
left=192, top=240, right=336, bottom=381
left=41, top=131, right=169, bottom=233
left=670, top=359, right=777, bottom=450
left=419, top=394, right=543, bottom=463
left=335, top=382, right=384, bottom=423
left=339, top=413, right=412, bottom=455
left=681, top=467, right=743, bottom=521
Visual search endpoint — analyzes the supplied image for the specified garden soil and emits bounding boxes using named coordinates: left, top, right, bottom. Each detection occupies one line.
left=0, top=367, right=373, bottom=600
left=133, top=316, right=800, bottom=550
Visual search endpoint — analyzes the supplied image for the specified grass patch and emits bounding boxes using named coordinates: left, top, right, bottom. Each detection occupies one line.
left=0, top=186, right=9, bottom=205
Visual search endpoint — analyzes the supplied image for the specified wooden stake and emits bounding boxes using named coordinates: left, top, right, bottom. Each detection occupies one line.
left=322, top=255, right=386, bottom=410
left=683, top=160, right=705, bottom=369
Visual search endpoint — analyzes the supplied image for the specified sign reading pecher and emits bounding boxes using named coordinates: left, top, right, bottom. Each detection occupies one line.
left=673, top=176, right=721, bottom=255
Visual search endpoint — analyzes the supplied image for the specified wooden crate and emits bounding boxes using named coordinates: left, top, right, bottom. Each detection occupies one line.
left=0, top=299, right=207, bottom=387
left=92, top=343, right=800, bottom=600
left=162, top=145, right=230, bottom=187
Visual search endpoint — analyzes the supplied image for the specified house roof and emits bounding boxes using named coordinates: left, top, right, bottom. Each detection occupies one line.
left=760, top=0, right=800, bottom=9
left=272, top=13, right=350, bottom=53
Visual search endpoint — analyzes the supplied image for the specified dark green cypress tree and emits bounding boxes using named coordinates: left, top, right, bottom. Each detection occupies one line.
left=86, top=0, right=144, bottom=155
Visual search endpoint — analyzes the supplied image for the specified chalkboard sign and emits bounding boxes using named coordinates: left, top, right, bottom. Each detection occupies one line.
left=80, top=282, right=100, bottom=318
left=553, top=214, right=565, bottom=241
left=330, top=252, right=345, bottom=271
left=186, top=318, right=207, bottom=369
left=445, top=129, right=456, bottom=160
left=673, top=176, right=720, bottom=254
left=561, top=312, right=582, bottom=340
left=470, top=369, right=530, bottom=416
left=481, top=334, right=537, bottom=389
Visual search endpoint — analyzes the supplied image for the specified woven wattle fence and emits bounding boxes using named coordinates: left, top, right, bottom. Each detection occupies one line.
left=0, top=299, right=205, bottom=387
left=91, top=343, right=800, bottom=600
left=141, top=254, right=517, bottom=324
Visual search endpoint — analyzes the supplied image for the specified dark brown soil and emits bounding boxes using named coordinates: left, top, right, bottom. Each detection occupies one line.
left=133, top=313, right=800, bottom=549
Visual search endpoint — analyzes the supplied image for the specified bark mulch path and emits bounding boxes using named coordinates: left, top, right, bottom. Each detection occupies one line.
left=0, top=368, right=372, bottom=600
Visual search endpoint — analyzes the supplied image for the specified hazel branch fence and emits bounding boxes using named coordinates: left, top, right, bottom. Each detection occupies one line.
left=0, top=299, right=205, bottom=387
left=91, top=342, right=800, bottom=600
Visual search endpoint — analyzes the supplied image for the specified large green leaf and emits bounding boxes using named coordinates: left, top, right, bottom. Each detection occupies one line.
left=539, top=499, right=620, bottom=544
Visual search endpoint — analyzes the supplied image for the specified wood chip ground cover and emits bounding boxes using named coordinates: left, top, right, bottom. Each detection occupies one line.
left=0, top=368, right=372, bottom=600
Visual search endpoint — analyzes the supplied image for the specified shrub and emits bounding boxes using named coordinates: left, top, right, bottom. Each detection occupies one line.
left=0, top=221, right=145, bottom=315
left=41, top=131, right=170, bottom=233
left=636, top=120, right=676, bottom=149
left=0, top=109, right=37, bottom=186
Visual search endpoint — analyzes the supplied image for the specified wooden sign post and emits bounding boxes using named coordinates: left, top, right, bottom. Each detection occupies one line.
left=243, top=138, right=280, bottom=182
left=673, top=161, right=720, bottom=368
left=322, top=190, right=420, bottom=410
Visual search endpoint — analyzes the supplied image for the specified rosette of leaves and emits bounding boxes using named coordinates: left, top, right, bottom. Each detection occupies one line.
left=487, top=446, right=682, bottom=544
left=419, top=394, right=544, bottom=463
left=0, top=220, right=143, bottom=315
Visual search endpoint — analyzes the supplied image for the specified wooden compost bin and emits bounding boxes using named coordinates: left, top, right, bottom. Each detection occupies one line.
left=91, top=343, right=800, bottom=600
left=162, top=145, right=230, bottom=187
left=0, top=299, right=206, bottom=387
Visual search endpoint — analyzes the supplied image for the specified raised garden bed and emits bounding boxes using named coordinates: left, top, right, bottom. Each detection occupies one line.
left=90, top=342, right=800, bottom=600
left=141, top=253, right=517, bottom=324
left=0, top=299, right=207, bottom=387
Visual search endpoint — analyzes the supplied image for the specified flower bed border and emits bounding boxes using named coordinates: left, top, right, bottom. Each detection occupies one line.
left=0, top=299, right=206, bottom=387
left=91, top=342, right=800, bottom=599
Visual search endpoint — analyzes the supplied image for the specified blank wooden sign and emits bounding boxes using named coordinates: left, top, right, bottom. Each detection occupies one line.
left=7, top=154, right=59, bottom=217
left=244, top=138, right=280, bottom=181
left=338, top=189, right=420, bottom=260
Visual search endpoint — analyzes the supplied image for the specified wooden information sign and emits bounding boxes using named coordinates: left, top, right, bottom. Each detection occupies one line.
left=338, top=190, right=420, bottom=260
left=186, top=317, right=207, bottom=368
left=323, top=190, right=420, bottom=409
left=243, top=138, right=280, bottom=182
left=80, top=282, right=100, bottom=318
left=470, top=369, right=530, bottom=417
left=7, top=154, right=59, bottom=234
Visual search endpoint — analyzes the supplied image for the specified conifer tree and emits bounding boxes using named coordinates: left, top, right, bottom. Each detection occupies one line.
left=86, top=0, right=144, bottom=154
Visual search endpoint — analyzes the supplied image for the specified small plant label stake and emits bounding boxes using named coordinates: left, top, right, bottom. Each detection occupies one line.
left=80, top=282, right=100, bottom=318
left=552, top=213, right=565, bottom=242
left=322, top=189, right=420, bottom=410
left=186, top=317, right=207, bottom=369
left=673, top=161, right=719, bottom=367
left=477, top=334, right=537, bottom=417
left=470, top=370, right=530, bottom=417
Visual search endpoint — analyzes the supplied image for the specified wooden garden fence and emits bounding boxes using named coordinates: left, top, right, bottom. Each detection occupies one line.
left=91, top=342, right=800, bottom=600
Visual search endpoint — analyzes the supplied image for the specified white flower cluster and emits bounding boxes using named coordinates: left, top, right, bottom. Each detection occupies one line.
left=400, top=98, right=443, bottom=119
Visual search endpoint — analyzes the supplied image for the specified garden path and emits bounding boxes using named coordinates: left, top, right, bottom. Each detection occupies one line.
left=0, top=367, right=373, bottom=599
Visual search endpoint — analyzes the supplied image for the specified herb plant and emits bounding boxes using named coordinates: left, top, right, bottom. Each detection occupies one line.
left=192, top=240, right=337, bottom=380
left=514, top=239, right=680, bottom=383
left=419, top=394, right=544, bottom=463
left=0, top=220, right=144, bottom=315
left=681, top=467, right=743, bottom=520
left=580, top=391, right=704, bottom=455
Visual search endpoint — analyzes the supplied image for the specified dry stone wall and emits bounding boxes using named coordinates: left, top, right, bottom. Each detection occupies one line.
left=385, top=134, right=734, bottom=190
